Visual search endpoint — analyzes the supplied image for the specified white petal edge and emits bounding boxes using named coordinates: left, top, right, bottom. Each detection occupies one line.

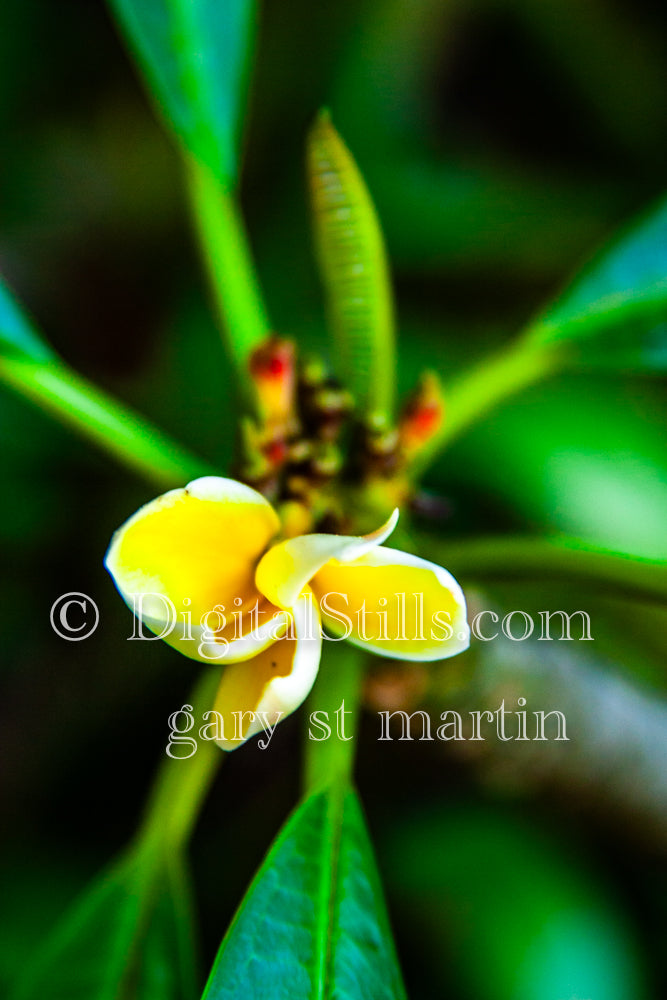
left=105, top=476, right=279, bottom=598
left=104, top=476, right=282, bottom=662
left=255, top=508, right=400, bottom=609
left=183, top=476, right=279, bottom=510
left=172, top=607, right=293, bottom=665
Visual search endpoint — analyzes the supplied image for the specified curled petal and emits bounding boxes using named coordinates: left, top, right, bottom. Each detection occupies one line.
left=211, top=591, right=322, bottom=750
left=189, top=602, right=292, bottom=665
left=105, top=476, right=280, bottom=657
left=255, top=508, right=399, bottom=609
left=310, top=546, right=469, bottom=661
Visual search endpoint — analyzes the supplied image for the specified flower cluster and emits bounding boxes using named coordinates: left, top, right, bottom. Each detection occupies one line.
left=105, top=476, right=469, bottom=749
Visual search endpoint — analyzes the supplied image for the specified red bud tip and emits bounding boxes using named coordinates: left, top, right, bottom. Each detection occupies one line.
left=399, top=372, right=445, bottom=455
left=264, top=439, right=288, bottom=467
left=266, top=355, right=288, bottom=377
left=249, top=336, right=297, bottom=431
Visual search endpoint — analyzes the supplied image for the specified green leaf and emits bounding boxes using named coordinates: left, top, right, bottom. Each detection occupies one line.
left=107, top=0, right=269, bottom=412
left=307, top=111, right=396, bottom=421
left=9, top=672, right=221, bottom=1000
left=202, top=785, right=407, bottom=1000
left=108, top=0, right=257, bottom=186
left=528, top=193, right=667, bottom=369
left=446, top=375, right=667, bottom=560
left=0, top=275, right=212, bottom=486
left=0, top=275, right=212, bottom=485
left=0, top=278, right=56, bottom=362
left=416, top=193, right=667, bottom=468
left=11, top=851, right=198, bottom=1000
left=0, top=354, right=213, bottom=487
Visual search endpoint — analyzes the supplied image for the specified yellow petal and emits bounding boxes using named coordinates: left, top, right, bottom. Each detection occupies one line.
left=105, top=476, right=281, bottom=660
left=311, top=546, right=469, bottom=661
left=255, top=508, right=399, bottom=609
left=189, top=602, right=292, bottom=665
left=211, top=591, right=322, bottom=750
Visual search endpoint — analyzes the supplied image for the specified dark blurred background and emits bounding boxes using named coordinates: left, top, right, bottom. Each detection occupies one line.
left=1, top=0, right=666, bottom=997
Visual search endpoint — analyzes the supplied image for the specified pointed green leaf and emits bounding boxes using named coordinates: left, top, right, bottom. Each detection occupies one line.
left=307, top=112, right=396, bottom=421
left=108, top=0, right=257, bottom=186
left=0, top=354, right=212, bottom=487
left=11, top=851, right=198, bottom=1000
left=529, top=193, right=667, bottom=370
left=410, top=193, right=667, bottom=468
left=0, top=278, right=56, bottom=362
left=202, top=785, right=407, bottom=1000
left=0, top=277, right=212, bottom=486
left=9, top=673, right=221, bottom=1000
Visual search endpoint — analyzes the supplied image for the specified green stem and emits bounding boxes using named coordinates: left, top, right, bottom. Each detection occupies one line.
left=135, top=668, right=223, bottom=859
left=426, top=534, right=667, bottom=606
left=185, top=157, right=270, bottom=413
left=0, top=355, right=211, bottom=488
left=303, top=645, right=366, bottom=796
left=412, top=335, right=563, bottom=476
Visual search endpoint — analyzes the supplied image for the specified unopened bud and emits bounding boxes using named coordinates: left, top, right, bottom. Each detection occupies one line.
left=298, top=361, right=353, bottom=441
left=236, top=418, right=275, bottom=491
left=310, top=443, right=342, bottom=481
left=249, top=336, right=296, bottom=433
left=399, top=372, right=444, bottom=457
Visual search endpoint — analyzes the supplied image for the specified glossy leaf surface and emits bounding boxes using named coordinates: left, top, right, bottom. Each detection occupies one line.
left=529, top=194, right=667, bottom=369
left=11, top=852, right=198, bottom=1000
left=108, top=0, right=256, bottom=185
left=202, top=785, right=406, bottom=1000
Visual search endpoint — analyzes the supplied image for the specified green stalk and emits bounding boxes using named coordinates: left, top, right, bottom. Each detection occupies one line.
left=109, top=671, right=223, bottom=985
left=118, top=666, right=222, bottom=997
left=411, top=335, right=563, bottom=477
left=430, top=534, right=667, bottom=606
left=0, top=355, right=211, bottom=488
left=185, top=157, right=269, bottom=413
left=134, top=667, right=223, bottom=859
left=303, top=645, right=366, bottom=795
left=10, top=670, right=225, bottom=1000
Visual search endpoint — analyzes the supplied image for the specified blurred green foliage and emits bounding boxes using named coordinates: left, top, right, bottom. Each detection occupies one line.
left=383, top=805, right=649, bottom=1000
left=1, top=0, right=666, bottom=997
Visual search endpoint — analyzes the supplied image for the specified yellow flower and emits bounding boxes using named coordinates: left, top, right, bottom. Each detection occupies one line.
left=105, top=476, right=469, bottom=749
